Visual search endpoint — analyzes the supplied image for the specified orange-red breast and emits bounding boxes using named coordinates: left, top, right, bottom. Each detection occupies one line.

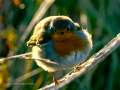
left=27, top=16, right=92, bottom=85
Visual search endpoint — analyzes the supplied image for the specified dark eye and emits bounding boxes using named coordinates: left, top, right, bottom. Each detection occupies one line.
left=67, top=27, right=70, bottom=31
left=54, top=28, right=56, bottom=32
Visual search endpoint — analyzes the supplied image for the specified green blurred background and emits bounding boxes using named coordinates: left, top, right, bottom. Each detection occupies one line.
left=0, top=0, right=120, bottom=90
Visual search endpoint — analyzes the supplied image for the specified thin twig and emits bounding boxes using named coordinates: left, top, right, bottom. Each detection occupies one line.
left=0, top=52, right=32, bottom=63
left=21, top=56, right=58, bottom=64
left=0, top=52, right=58, bottom=65
left=39, top=33, right=120, bottom=90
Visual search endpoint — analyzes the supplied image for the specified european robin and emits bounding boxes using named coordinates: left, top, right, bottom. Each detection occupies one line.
left=27, top=16, right=92, bottom=85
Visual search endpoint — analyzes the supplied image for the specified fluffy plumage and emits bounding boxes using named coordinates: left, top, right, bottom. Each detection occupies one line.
left=27, top=16, right=92, bottom=72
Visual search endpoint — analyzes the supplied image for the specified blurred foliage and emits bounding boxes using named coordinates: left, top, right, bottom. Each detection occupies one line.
left=0, top=0, right=120, bottom=90
left=0, top=64, right=10, bottom=90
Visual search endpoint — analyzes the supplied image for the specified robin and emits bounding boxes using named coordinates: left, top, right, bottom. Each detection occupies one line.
left=27, top=16, right=92, bottom=85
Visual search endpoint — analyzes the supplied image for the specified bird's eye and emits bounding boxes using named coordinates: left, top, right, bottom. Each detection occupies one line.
left=67, top=27, right=70, bottom=31
left=54, top=28, right=56, bottom=32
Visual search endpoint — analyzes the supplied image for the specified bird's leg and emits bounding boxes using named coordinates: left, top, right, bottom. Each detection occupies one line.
left=52, top=72, right=62, bottom=86
left=52, top=72, right=58, bottom=86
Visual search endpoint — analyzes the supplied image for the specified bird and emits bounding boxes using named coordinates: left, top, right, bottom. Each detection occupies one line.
left=27, top=16, right=92, bottom=85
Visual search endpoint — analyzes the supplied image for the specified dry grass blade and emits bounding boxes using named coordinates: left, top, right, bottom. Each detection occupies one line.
left=39, top=33, right=120, bottom=90
left=18, top=0, right=55, bottom=47
left=6, top=68, right=43, bottom=88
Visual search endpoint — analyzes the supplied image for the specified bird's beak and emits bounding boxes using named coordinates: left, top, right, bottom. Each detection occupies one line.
left=59, top=32, right=64, bottom=36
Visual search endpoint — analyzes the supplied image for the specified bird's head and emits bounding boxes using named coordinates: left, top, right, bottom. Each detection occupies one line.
left=49, top=16, right=77, bottom=42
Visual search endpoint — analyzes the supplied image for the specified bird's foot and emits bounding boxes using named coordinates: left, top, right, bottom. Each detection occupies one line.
left=54, top=78, right=62, bottom=86
left=52, top=72, right=62, bottom=86
left=74, top=66, right=83, bottom=73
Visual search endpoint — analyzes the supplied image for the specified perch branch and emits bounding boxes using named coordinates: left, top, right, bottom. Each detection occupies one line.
left=39, top=33, right=120, bottom=90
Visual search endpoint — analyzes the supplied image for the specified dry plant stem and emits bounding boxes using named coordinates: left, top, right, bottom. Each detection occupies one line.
left=0, top=52, right=32, bottom=63
left=18, top=0, right=55, bottom=46
left=39, top=33, right=120, bottom=90
left=22, top=57, right=58, bottom=64
left=0, top=52, right=58, bottom=65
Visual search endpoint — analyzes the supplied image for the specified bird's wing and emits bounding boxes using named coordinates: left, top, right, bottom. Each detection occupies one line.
left=27, top=23, right=52, bottom=47
left=27, top=16, right=56, bottom=47
left=27, top=28, right=51, bottom=47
